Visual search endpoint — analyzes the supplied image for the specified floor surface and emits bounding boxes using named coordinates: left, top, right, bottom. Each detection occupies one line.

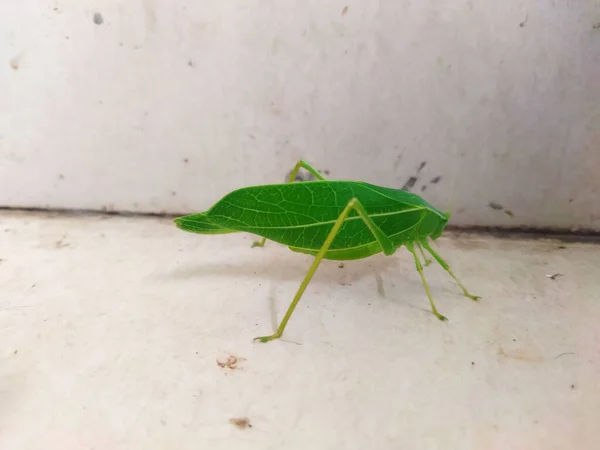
left=1, top=212, right=599, bottom=450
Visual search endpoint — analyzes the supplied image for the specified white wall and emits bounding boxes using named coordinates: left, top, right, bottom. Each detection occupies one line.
left=1, top=0, right=599, bottom=230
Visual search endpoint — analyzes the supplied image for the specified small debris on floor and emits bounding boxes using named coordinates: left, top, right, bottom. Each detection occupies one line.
left=55, top=234, right=70, bottom=249
left=545, top=273, right=564, bottom=280
left=570, top=384, right=576, bottom=389
left=217, top=355, right=245, bottom=370
left=554, top=352, right=575, bottom=359
left=338, top=263, right=344, bottom=268
left=229, top=417, right=252, bottom=429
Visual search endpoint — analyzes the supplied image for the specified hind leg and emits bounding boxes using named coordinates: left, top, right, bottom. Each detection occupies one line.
left=252, top=160, right=328, bottom=248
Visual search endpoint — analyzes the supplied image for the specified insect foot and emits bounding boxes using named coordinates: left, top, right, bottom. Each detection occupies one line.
left=253, top=333, right=281, bottom=343
left=435, top=312, right=448, bottom=321
left=251, top=237, right=267, bottom=248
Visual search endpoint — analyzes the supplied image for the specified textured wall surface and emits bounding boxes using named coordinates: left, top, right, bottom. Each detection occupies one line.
left=1, top=1, right=599, bottom=230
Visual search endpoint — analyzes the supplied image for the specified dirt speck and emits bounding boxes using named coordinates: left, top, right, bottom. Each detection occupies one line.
left=338, top=263, right=344, bottom=269
left=497, top=347, right=544, bottom=363
left=183, top=158, right=189, bottom=164
left=393, top=154, right=402, bottom=169
left=545, top=273, right=563, bottom=280
left=471, top=361, right=475, bottom=366
left=58, top=174, right=65, bottom=180
left=188, top=60, right=195, bottom=68
left=504, top=209, right=515, bottom=217
left=593, top=22, right=600, bottom=29
left=93, top=13, right=104, bottom=25
left=519, top=14, right=528, bottom=27
left=229, top=417, right=252, bottom=429
left=341, top=6, right=348, bottom=16
left=430, top=176, right=442, bottom=184
left=9, top=57, right=19, bottom=70
left=488, top=202, right=504, bottom=211
left=217, top=355, right=245, bottom=370
left=417, top=161, right=427, bottom=172
left=570, top=384, right=575, bottom=389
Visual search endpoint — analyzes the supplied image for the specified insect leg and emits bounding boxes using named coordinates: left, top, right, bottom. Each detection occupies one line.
left=416, top=241, right=432, bottom=267
left=421, top=240, right=481, bottom=301
left=251, top=238, right=267, bottom=248
left=405, top=243, right=448, bottom=321
left=252, top=161, right=328, bottom=248
left=286, top=160, right=328, bottom=182
left=253, top=198, right=395, bottom=343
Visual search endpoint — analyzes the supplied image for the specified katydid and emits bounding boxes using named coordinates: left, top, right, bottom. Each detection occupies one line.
left=174, top=160, right=480, bottom=343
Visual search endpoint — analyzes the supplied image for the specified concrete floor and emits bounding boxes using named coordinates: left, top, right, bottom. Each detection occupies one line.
left=1, top=212, right=599, bottom=450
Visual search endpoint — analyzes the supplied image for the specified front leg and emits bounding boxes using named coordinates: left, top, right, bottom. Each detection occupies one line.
left=254, top=197, right=395, bottom=343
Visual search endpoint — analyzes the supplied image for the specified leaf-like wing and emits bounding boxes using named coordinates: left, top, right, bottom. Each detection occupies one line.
left=205, top=181, right=442, bottom=251
left=175, top=213, right=238, bottom=235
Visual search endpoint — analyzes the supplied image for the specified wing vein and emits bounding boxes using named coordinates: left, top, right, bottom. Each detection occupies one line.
left=210, top=207, right=425, bottom=230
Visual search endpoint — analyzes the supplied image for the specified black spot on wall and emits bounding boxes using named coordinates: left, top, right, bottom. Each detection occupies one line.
left=93, top=13, right=104, bottom=25
left=430, top=176, right=442, bottom=184
left=402, top=177, right=418, bottom=191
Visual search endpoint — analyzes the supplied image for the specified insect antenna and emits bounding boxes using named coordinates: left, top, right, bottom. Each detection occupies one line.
left=444, top=165, right=459, bottom=221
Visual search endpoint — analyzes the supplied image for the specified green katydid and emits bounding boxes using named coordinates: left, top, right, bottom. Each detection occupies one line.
left=174, top=160, right=480, bottom=343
